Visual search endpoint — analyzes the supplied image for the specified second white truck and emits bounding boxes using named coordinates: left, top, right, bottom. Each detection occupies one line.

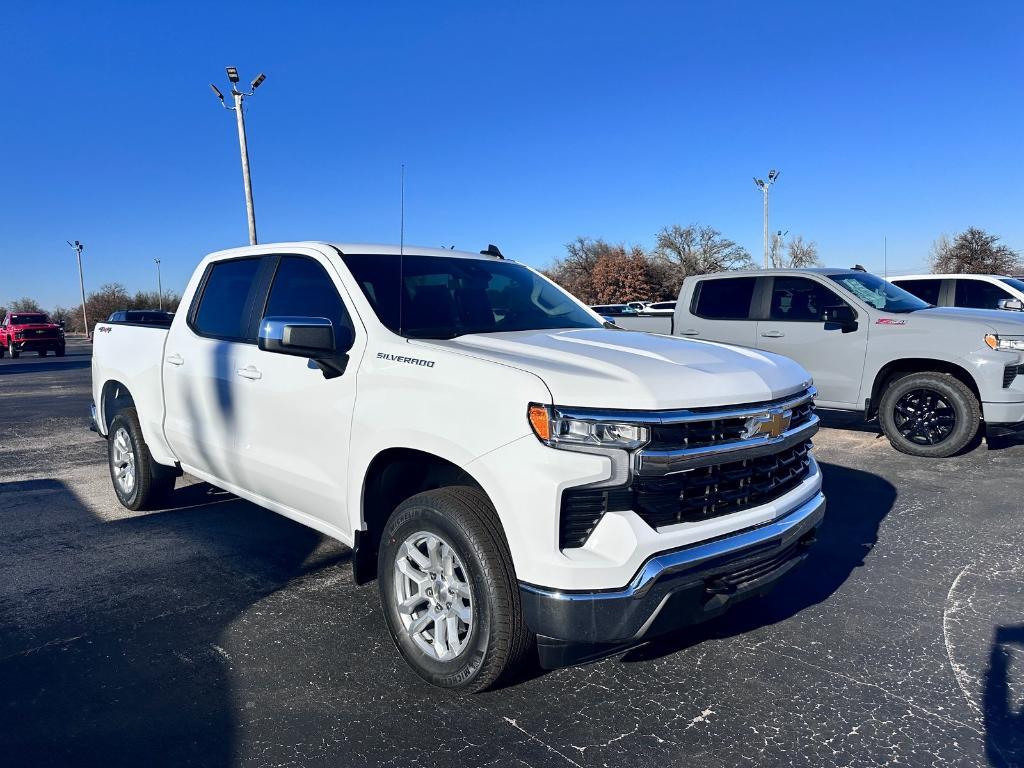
left=91, top=242, right=824, bottom=690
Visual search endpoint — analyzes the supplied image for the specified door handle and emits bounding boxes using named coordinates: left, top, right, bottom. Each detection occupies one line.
left=236, top=365, right=262, bottom=381
left=760, top=330, right=785, bottom=338
left=165, top=353, right=184, bottom=366
left=679, top=329, right=700, bottom=336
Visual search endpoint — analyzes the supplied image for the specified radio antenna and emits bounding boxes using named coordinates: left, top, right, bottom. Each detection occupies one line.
left=398, top=163, right=405, bottom=336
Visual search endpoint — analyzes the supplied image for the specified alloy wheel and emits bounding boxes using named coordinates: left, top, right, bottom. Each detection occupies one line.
left=893, top=388, right=956, bottom=445
left=393, top=531, right=473, bottom=661
left=111, top=427, right=137, bottom=495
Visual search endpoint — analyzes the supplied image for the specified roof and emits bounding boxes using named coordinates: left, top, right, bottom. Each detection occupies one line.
left=890, top=273, right=1014, bottom=280
left=697, top=266, right=868, bottom=278
left=206, top=241, right=503, bottom=262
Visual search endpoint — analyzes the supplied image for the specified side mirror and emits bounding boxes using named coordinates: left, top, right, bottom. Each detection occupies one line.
left=997, top=298, right=1024, bottom=312
left=822, top=304, right=858, bottom=332
left=258, top=316, right=353, bottom=378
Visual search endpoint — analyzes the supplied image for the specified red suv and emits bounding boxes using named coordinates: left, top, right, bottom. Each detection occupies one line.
left=0, top=312, right=66, bottom=358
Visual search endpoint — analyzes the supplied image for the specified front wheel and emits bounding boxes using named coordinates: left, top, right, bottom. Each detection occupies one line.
left=55, top=345, right=66, bottom=357
left=107, top=408, right=175, bottom=510
left=378, top=486, right=532, bottom=692
left=8, top=341, right=19, bottom=359
left=879, top=372, right=980, bottom=457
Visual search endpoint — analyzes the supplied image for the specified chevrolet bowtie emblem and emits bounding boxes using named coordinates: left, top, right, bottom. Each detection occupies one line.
left=742, top=408, right=792, bottom=440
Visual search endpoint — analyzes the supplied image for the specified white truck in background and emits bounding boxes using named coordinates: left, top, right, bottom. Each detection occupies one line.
left=91, top=242, right=825, bottom=691
left=613, top=267, right=1024, bottom=457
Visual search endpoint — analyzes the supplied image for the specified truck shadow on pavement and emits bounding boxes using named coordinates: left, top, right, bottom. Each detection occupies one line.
left=0, top=359, right=92, bottom=376
left=0, top=477, right=349, bottom=768
left=620, top=461, right=897, bottom=662
left=985, top=624, right=1024, bottom=768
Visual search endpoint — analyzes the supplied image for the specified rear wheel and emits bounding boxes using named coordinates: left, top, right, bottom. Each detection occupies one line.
left=879, top=372, right=980, bottom=457
left=378, top=486, right=532, bottom=692
left=107, top=408, right=175, bottom=510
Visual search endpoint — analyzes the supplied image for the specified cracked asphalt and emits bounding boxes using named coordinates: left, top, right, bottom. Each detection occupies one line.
left=1, top=338, right=1022, bottom=767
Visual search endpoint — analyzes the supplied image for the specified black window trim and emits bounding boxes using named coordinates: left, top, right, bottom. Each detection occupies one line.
left=187, top=254, right=273, bottom=344
left=252, top=253, right=354, bottom=337
left=689, top=275, right=760, bottom=321
left=763, top=275, right=858, bottom=324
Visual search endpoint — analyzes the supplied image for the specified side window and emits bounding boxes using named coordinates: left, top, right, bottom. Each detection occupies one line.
left=769, top=276, right=849, bottom=321
left=954, top=279, right=1012, bottom=310
left=691, top=277, right=757, bottom=320
left=263, top=256, right=353, bottom=337
left=894, top=279, right=941, bottom=305
left=192, top=257, right=263, bottom=340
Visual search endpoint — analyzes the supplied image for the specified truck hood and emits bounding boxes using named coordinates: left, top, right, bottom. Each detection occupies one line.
left=420, top=328, right=812, bottom=410
left=900, top=307, right=1024, bottom=334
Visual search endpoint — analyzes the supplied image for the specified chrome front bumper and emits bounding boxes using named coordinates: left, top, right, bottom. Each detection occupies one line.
left=520, top=491, right=826, bottom=667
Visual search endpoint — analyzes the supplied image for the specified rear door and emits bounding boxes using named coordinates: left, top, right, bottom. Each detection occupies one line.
left=677, top=276, right=759, bottom=347
left=755, top=275, right=868, bottom=407
left=892, top=278, right=947, bottom=307
left=162, top=255, right=268, bottom=486
left=229, top=251, right=364, bottom=532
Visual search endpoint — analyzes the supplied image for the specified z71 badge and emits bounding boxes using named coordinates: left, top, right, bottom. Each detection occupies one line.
left=875, top=318, right=907, bottom=326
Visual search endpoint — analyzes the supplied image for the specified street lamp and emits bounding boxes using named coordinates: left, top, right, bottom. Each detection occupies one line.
left=753, top=169, right=780, bottom=269
left=66, top=240, right=89, bottom=338
left=210, top=66, right=267, bottom=245
left=154, top=258, right=163, bottom=310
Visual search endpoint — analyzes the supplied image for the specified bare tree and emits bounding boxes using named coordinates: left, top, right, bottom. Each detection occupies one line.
left=929, top=228, right=1021, bottom=274
left=782, top=235, right=820, bottom=268
left=653, top=224, right=753, bottom=296
left=546, top=238, right=633, bottom=303
left=10, top=297, right=44, bottom=312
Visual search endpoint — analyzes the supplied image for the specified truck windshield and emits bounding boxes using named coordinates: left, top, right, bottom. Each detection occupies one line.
left=10, top=314, right=49, bottom=324
left=341, top=254, right=602, bottom=339
left=829, top=273, right=931, bottom=313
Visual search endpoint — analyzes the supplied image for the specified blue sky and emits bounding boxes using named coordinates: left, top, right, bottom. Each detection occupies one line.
left=1, top=1, right=1022, bottom=309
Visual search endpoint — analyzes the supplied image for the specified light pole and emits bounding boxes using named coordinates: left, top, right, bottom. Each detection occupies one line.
left=154, top=258, right=163, bottom=310
left=753, top=170, right=780, bottom=268
left=66, top=240, right=89, bottom=338
left=210, top=67, right=266, bottom=246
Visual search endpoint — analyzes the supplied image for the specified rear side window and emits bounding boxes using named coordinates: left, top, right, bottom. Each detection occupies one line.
left=692, top=277, right=757, bottom=320
left=954, top=279, right=1013, bottom=310
left=192, top=257, right=262, bottom=340
left=895, top=279, right=941, bottom=305
left=262, top=256, right=353, bottom=336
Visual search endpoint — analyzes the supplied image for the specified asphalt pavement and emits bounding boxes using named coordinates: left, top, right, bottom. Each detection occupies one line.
left=0, top=338, right=1021, bottom=767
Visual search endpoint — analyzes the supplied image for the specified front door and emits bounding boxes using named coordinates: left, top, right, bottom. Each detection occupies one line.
left=755, top=275, right=868, bottom=407
left=230, top=251, right=363, bottom=534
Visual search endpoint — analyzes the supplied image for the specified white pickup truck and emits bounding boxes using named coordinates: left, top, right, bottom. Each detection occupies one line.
left=91, top=242, right=825, bottom=691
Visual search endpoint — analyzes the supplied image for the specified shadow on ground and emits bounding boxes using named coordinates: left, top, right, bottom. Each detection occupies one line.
left=620, top=461, right=896, bottom=662
left=985, top=624, right=1024, bottom=768
left=0, top=478, right=348, bottom=768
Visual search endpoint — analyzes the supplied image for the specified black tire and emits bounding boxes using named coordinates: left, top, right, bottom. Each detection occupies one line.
left=8, top=341, right=19, bottom=359
left=107, top=408, right=175, bottom=510
left=378, top=486, right=532, bottom=692
left=0, top=345, right=5, bottom=359
left=55, top=346, right=65, bottom=357
left=879, top=372, right=981, bottom=458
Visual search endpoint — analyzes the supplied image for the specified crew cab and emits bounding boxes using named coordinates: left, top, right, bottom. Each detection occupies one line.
left=614, top=267, right=1024, bottom=457
left=891, top=274, right=1024, bottom=313
left=91, top=242, right=825, bottom=691
left=0, top=311, right=66, bottom=358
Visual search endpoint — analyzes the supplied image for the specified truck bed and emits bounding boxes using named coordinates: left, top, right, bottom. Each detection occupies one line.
left=90, top=322, right=174, bottom=463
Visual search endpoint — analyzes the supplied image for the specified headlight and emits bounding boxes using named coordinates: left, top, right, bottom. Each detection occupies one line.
left=984, top=334, right=1024, bottom=351
left=528, top=404, right=650, bottom=450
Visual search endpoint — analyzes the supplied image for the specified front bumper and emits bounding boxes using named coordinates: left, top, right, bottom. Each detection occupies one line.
left=519, top=491, right=825, bottom=667
left=11, top=338, right=64, bottom=351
